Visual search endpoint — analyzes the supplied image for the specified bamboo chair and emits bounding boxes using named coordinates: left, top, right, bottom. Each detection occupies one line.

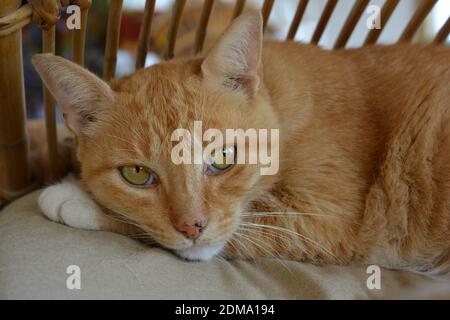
left=0, top=0, right=449, bottom=206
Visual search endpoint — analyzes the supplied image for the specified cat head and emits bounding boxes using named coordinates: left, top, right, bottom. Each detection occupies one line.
left=33, top=12, right=279, bottom=261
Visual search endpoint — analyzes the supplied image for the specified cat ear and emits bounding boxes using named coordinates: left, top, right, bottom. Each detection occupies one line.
left=32, top=54, right=115, bottom=135
left=201, top=11, right=263, bottom=96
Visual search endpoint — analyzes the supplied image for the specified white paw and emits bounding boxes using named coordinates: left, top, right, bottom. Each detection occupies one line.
left=38, top=175, right=104, bottom=230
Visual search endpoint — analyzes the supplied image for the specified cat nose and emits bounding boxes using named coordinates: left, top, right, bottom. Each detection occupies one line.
left=175, top=218, right=208, bottom=240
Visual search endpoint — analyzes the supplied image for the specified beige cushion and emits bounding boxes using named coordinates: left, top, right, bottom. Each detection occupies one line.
left=1, top=190, right=449, bottom=300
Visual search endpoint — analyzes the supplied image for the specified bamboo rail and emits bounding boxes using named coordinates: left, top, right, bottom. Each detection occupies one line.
left=194, top=0, right=215, bottom=54
left=311, top=0, right=338, bottom=44
left=364, top=0, right=400, bottom=45
left=334, top=0, right=369, bottom=49
left=42, top=26, right=58, bottom=181
left=399, top=0, right=438, bottom=42
left=0, top=0, right=32, bottom=203
left=232, top=0, right=246, bottom=20
left=0, top=4, right=32, bottom=37
left=434, top=18, right=450, bottom=45
left=72, top=0, right=91, bottom=66
left=164, top=0, right=186, bottom=60
left=135, top=0, right=156, bottom=70
left=261, top=0, right=275, bottom=32
left=287, top=0, right=309, bottom=41
left=103, top=0, right=123, bottom=81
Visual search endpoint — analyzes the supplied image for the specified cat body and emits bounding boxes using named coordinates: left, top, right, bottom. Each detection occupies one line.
left=33, top=13, right=450, bottom=273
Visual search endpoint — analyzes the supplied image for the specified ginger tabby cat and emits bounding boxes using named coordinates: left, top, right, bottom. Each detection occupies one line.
left=32, top=12, right=450, bottom=274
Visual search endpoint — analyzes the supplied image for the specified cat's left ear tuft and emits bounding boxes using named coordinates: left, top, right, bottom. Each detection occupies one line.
left=201, top=11, right=263, bottom=96
left=32, top=53, right=115, bottom=136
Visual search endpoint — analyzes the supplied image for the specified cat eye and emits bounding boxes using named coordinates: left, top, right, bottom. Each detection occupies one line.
left=119, top=166, right=157, bottom=186
left=206, top=146, right=236, bottom=175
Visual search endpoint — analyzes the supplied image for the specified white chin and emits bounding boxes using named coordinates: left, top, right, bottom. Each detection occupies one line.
left=174, top=242, right=225, bottom=261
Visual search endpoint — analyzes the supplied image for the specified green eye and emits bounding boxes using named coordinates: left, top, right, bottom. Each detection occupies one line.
left=207, top=146, right=236, bottom=174
left=119, top=166, right=157, bottom=186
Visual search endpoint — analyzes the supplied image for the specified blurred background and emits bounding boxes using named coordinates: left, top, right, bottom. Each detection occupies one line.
left=23, top=0, right=450, bottom=120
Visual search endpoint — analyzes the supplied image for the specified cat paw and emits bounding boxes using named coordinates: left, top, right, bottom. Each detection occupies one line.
left=38, top=176, right=104, bottom=230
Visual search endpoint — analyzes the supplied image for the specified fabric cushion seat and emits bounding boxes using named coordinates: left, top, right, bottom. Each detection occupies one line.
left=1, top=191, right=449, bottom=299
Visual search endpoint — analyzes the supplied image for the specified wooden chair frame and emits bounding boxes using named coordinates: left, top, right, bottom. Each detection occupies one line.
left=0, top=0, right=449, bottom=206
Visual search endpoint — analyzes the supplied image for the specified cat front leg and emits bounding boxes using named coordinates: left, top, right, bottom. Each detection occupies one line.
left=38, top=175, right=136, bottom=234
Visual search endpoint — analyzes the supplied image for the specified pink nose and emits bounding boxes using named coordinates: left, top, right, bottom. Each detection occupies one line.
left=175, top=219, right=208, bottom=240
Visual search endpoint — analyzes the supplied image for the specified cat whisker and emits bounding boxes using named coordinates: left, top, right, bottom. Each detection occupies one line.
left=228, top=235, right=256, bottom=261
left=214, top=253, right=228, bottom=263
left=234, top=231, right=294, bottom=274
left=128, top=232, right=153, bottom=237
left=225, top=238, right=241, bottom=258
left=103, top=212, right=158, bottom=245
left=235, top=231, right=277, bottom=259
left=240, top=222, right=339, bottom=263
left=242, top=210, right=361, bottom=227
left=106, top=209, right=147, bottom=232
left=238, top=225, right=316, bottom=263
left=108, top=214, right=140, bottom=228
left=133, top=238, right=158, bottom=245
left=130, top=233, right=156, bottom=240
left=240, top=211, right=338, bottom=219
left=105, top=213, right=134, bottom=226
left=238, top=225, right=292, bottom=248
